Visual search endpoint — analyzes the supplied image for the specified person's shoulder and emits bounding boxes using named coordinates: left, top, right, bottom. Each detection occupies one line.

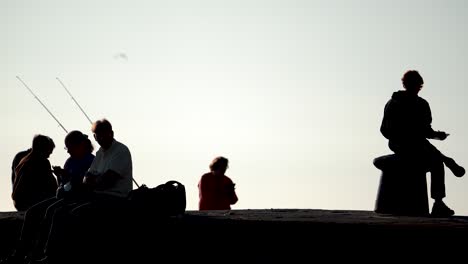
left=200, top=172, right=213, bottom=181
left=95, top=147, right=103, bottom=156
left=85, top=153, right=95, bottom=162
left=114, top=140, right=131, bottom=153
left=14, top=149, right=30, bottom=159
left=64, top=156, right=73, bottom=164
left=419, top=96, right=429, bottom=103
left=416, top=96, right=430, bottom=106
left=201, top=172, right=211, bottom=178
left=17, top=148, right=30, bottom=155
left=223, top=175, right=234, bottom=183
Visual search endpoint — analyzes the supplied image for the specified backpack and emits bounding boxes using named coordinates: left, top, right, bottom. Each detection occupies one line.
left=127, top=180, right=186, bottom=216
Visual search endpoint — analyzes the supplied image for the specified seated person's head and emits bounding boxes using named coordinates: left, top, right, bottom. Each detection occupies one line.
left=92, top=119, right=114, bottom=149
left=65, top=130, right=94, bottom=158
left=402, top=70, right=424, bottom=94
left=32, top=134, right=55, bottom=158
left=210, top=156, right=229, bottom=176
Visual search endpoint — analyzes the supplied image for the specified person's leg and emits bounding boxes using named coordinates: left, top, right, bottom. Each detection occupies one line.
left=28, top=198, right=68, bottom=260
left=42, top=199, right=86, bottom=258
left=13, top=197, right=58, bottom=260
left=441, top=155, right=465, bottom=177
left=422, top=143, right=455, bottom=216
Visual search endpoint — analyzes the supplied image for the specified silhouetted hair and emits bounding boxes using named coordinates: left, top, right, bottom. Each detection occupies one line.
left=31, top=134, right=55, bottom=153
left=402, top=70, right=424, bottom=90
left=65, top=130, right=94, bottom=152
left=84, top=138, right=94, bottom=153
left=92, top=119, right=112, bottom=134
left=209, top=156, right=229, bottom=172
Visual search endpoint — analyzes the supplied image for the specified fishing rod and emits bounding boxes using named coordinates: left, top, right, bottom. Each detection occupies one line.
left=16, top=76, right=68, bottom=134
left=56, top=77, right=141, bottom=188
left=56, top=77, right=93, bottom=124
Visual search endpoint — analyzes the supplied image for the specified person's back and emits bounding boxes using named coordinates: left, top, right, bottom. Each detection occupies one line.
left=198, top=157, right=238, bottom=210
left=11, top=149, right=31, bottom=189
left=380, top=90, right=435, bottom=153
left=12, top=135, right=58, bottom=211
left=199, top=172, right=237, bottom=210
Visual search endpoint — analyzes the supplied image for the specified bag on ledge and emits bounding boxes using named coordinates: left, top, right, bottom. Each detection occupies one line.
left=127, top=180, right=186, bottom=216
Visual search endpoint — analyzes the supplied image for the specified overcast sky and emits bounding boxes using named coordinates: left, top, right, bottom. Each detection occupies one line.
left=2, top=0, right=468, bottom=214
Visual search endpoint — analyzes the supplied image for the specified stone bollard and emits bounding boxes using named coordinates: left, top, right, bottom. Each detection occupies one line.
left=373, top=154, right=429, bottom=216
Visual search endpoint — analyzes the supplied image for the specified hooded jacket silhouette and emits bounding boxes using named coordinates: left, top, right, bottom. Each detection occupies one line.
left=380, top=90, right=438, bottom=152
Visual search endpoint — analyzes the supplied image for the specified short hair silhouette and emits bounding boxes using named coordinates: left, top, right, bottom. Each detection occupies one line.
left=64, top=130, right=94, bottom=152
left=402, top=70, right=424, bottom=90
left=92, top=119, right=112, bottom=133
left=209, top=156, right=229, bottom=172
left=32, top=135, right=55, bottom=153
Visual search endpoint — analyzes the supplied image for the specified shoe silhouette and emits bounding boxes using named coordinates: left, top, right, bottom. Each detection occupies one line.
left=431, top=201, right=455, bottom=217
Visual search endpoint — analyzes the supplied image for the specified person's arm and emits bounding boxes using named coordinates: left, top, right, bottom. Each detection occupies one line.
left=230, top=185, right=238, bottom=205
left=422, top=100, right=437, bottom=139
left=53, top=160, right=71, bottom=185
left=198, top=175, right=210, bottom=200
left=82, top=154, right=100, bottom=188
left=226, top=178, right=238, bottom=205
left=421, top=100, right=448, bottom=140
left=380, top=101, right=397, bottom=140
left=95, top=169, right=122, bottom=190
left=30, top=159, right=58, bottom=197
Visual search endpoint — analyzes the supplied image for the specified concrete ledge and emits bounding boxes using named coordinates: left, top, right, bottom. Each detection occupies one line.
left=1, top=209, right=467, bottom=262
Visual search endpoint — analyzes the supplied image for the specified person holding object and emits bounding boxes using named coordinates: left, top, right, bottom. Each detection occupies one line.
left=380, top=70, right=465, bottom=217
left=28, top=119, right=131, bottom=263
left=53, top=130, right=95, bottom=198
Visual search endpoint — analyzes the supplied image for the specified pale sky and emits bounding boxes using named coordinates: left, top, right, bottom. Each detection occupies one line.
left=2, top=0, right=468, bottom=214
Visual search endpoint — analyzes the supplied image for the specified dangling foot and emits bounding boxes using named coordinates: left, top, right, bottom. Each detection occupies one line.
left=444, top=157, right=465, bottom=177
left=431, top=200, right=455, bottom=217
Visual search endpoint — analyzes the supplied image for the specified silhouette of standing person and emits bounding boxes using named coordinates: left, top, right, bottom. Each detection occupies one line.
left=380, top=70, right=465, bottom=217
left=12, top=135, right=58, bottom=212
left=198, top=156, right=238, bottom=210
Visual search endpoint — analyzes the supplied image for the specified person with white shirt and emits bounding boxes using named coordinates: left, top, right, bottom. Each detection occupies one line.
left=83, top=118, right=133, bottom=198
left=41, top=119, right=133, bottom=263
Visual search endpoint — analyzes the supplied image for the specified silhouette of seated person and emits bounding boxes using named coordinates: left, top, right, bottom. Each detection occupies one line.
left=198, top=156, right=238, bottom=210
left=53, top=130, right=95, bottom=198
left=3, top=131, right=95, bottom=264
left=377, top=70, right=465, bottom=217
left=41, top=119, right=133, bottom=261
left=11, top=135, right=58, bottom=212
